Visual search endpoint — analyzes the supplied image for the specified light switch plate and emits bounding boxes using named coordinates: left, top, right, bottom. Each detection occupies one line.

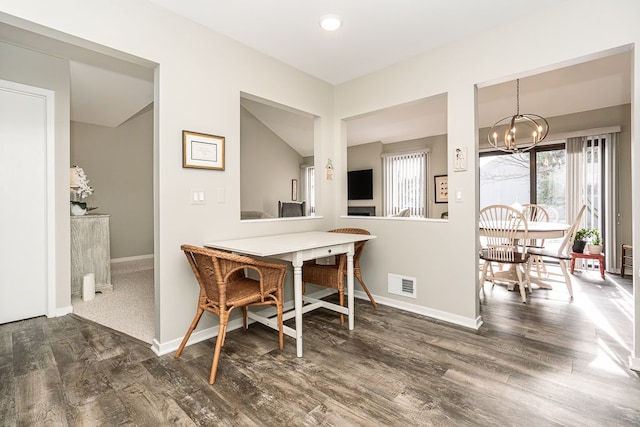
left=191, top=190, right=205, bottom=205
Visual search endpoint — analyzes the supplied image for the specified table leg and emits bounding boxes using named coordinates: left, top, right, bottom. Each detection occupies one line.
left=347, top=250, right=355, bottom=331
left=570, top=255, right=576, bottom=274
left=600, top=256, right=605, bottom=279
left=292, top=259, right=303, bottom=357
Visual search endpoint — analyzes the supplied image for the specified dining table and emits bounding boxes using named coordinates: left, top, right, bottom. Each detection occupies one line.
left=479, top=220, right=571, bottom=290
left=205, top=230, right=376, bottom=357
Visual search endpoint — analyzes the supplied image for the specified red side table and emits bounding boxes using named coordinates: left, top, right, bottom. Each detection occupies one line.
left=570, top=251, right=605, bottom=279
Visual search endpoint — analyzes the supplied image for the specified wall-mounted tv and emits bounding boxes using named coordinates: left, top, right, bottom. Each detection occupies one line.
left=348, top=169, right=373, bottom=200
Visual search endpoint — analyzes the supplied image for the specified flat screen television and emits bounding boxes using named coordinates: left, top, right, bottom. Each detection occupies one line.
left=348, top=169, right=373, bottom=200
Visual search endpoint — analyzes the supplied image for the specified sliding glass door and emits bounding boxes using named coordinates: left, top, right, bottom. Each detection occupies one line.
left=480, top=144, right=567, bottom=221
left=535, top=148, right=566, bottom=221
left=479, top=152, right=530, bottom=208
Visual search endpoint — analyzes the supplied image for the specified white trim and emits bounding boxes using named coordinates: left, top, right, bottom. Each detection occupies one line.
left=380, top=147, right=431, bottom=158
left=479, top=126, right=622, bottom=153
left=111, top=254, right=154, bottom=263
left=545, top=126, right=621, bottom=142
left=45, top=87, right=56, bottom=319
left=359, top=291, right=482, bottom=330
left=152, top=286, right=482, bottom=357
left=55, top=305, right=73, bottom=317
left=630, top=356, right=640, bottom=372
left=151, top=288, right=335, bottom=356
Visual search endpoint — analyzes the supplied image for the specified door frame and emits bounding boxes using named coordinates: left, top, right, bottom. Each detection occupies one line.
left=1, top=79, right=56, bottom=318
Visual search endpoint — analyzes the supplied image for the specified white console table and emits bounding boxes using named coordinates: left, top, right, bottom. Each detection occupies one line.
left=70, top=214, right=112, bottom=297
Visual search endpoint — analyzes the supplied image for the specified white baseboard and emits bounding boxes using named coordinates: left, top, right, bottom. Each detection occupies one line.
left=53, top=305, right=73, bottom=317
left=111, top=254, right=154, bottom=263
left=152, top=317, right=243, bottom=356
left=356, top=290, right=482, bottom=330
left=152, top=287, right=480, bottom=356
left=630, top=356, right=640, bottom=372
left=152, top=288, right=336, bottom=356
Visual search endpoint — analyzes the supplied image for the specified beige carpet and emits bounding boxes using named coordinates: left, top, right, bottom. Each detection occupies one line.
left=72, top=258, right=154, bottom=343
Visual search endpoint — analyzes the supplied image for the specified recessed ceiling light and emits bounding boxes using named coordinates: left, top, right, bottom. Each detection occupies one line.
left=319, top=14, right=342, bottom=32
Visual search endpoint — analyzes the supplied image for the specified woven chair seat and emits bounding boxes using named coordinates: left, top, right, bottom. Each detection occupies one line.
left=176, top=245, right=286, bottom=384
left=302, top=228, right=376, bottom=324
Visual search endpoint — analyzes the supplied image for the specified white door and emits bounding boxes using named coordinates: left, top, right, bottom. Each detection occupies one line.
left=0, top=82, right=48, bottom=323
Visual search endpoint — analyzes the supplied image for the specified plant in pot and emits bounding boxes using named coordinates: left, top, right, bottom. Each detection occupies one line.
left=573, top=227, right=601, bottom=254
left=585, top=228, right=603, bottom=254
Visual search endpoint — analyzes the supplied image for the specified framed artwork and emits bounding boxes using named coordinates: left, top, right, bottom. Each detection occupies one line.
left=291, top=179, right=298, bottom=201
left=182, top=130, right=225, bottom=170
left=434, top=175, right=448, bottom=203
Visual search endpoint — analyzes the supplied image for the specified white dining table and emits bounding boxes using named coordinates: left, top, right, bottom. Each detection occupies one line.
left=479, top=221, right=571, bottom=290
left=205, top=231, right=376, bottom=357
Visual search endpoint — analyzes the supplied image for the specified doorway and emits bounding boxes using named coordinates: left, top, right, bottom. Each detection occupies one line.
left=0, top=80, right=54, bottom=323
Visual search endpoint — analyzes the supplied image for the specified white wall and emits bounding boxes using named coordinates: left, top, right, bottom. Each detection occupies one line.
left=0, top=1, right=335, bottom=348
left=335, top=0, right=639, bottom=362
left=71, top=107, right=154, bottom=259
left=1, top=0, right=638, bottom=367
left=240, top=106, right=304, bottom=217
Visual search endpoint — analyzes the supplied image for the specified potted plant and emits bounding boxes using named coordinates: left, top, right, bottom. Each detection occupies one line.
left=70, top=165, right=94, bottom=216
left=586, top=228, right=603, bottom=254
left=573, top=227, right=601, bottom=254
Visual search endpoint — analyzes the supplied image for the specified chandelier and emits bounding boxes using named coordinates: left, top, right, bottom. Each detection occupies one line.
left=488, top=79, right=549, bottom=153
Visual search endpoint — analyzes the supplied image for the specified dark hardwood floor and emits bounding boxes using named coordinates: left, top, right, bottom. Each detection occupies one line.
left=1, top=267, right=638, bottom=426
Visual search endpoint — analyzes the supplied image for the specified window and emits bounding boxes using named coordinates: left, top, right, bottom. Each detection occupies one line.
left=535, top=148, right=566, bottom=221
left=480, top=144, right=566, bottom=220
left=480, top=152, right=530, bottom=208
left=583, top=136, right=603, bottom=232
left=303, top=166, right=315, bottom=215
left=382, top=150, right=429, bottom=217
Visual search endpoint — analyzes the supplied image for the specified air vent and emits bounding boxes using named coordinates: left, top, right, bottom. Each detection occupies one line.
left=388, top=273, right=417, bottom=298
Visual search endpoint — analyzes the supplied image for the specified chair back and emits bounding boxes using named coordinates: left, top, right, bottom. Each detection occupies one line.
left=278, top=201, right=306, bottom=217
left=557, top=204, right=587, bottom=258
left=522, top=203, right=549, bottom=247
left=181, top=245, right=286, bottom=307
left=522, top=204, right=549, bottom=222
left=328, top=228, right=370, bottom=268
left=479, top=205, right=528, bottom=262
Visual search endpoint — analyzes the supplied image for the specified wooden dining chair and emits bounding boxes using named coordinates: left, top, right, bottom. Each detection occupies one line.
left=522, top=203, right=550, bottom=277
left=479, top=205, right=532, bottom=303
left=526, top=204, right=586, bottom=298
left=176, top=245, right=287, bottom=384
left=302, top=228, right=376, bottom=324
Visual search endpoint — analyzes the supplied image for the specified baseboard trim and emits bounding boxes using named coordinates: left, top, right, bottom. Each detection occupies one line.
left=152, top=288, right=336, bottom=356
left=53, top=305, right=73, bottom=317
left=152, top=287, right=480, bottom=355
left=353, top=290, right=482, bottom=330
left=630, top=356, right=640, bottom=372
left=111, top=254, right=154, bottom=263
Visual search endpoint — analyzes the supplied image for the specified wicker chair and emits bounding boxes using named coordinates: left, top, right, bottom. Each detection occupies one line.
left=302, top=228, right=376, bottom=324
left=176, top=245, right=287, bottom=384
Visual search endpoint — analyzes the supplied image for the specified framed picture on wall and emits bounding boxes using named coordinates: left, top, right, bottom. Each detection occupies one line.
left=434, top=175, right=448, bottom=203
left=291, top=179, right=298, bottom=201
left=182, top=130, right=225, bottom=170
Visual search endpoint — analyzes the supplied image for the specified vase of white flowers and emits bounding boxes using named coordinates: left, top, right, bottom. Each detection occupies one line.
left=70, top=166, right=93, bottom=216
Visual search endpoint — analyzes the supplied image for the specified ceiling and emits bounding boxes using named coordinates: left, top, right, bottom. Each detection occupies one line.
left=148, top=0, right=568, bottom=85
left=0, top=1, right=631, bottom=151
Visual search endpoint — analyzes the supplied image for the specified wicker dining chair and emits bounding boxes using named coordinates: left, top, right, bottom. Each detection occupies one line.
left=302, top=228, right=376, bottom=324
left=479, top=205, right=532, bottom=303
left=176, top=245, right=287, bottom=384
